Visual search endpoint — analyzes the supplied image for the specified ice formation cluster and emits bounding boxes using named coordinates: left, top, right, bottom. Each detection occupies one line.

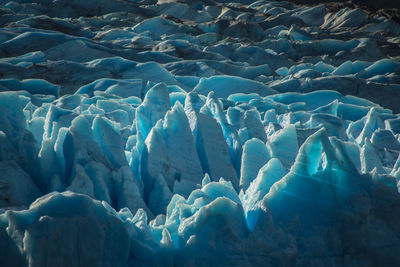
left=1, top=0, right=400, bottom=266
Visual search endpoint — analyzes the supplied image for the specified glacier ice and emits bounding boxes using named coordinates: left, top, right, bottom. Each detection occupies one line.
left=1, top=82, right=400, bottom=265
left=0, top=0, right=400, bottom=266
left=240, top=138, right=270, bottom=191
left=3, top=192, right=130, bottom=267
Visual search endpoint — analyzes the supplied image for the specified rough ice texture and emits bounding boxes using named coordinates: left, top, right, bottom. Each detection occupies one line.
left=1, top=0, right=400, bottom=266
left=2, top=84, right=400, bottom=266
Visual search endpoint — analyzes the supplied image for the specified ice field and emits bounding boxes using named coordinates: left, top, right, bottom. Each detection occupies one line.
left=0, top=0, right=400, bottom=266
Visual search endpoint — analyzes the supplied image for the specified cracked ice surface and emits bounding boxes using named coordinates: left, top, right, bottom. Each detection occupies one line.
left=0, top=0, right=400, bottom=266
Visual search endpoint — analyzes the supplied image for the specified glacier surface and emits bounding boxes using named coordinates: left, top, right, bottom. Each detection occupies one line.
left=0, top=0, right=400, bottom=266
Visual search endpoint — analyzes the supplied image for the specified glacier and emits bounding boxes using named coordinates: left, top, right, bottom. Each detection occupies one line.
left=0, top=0, right=400, bottom=266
